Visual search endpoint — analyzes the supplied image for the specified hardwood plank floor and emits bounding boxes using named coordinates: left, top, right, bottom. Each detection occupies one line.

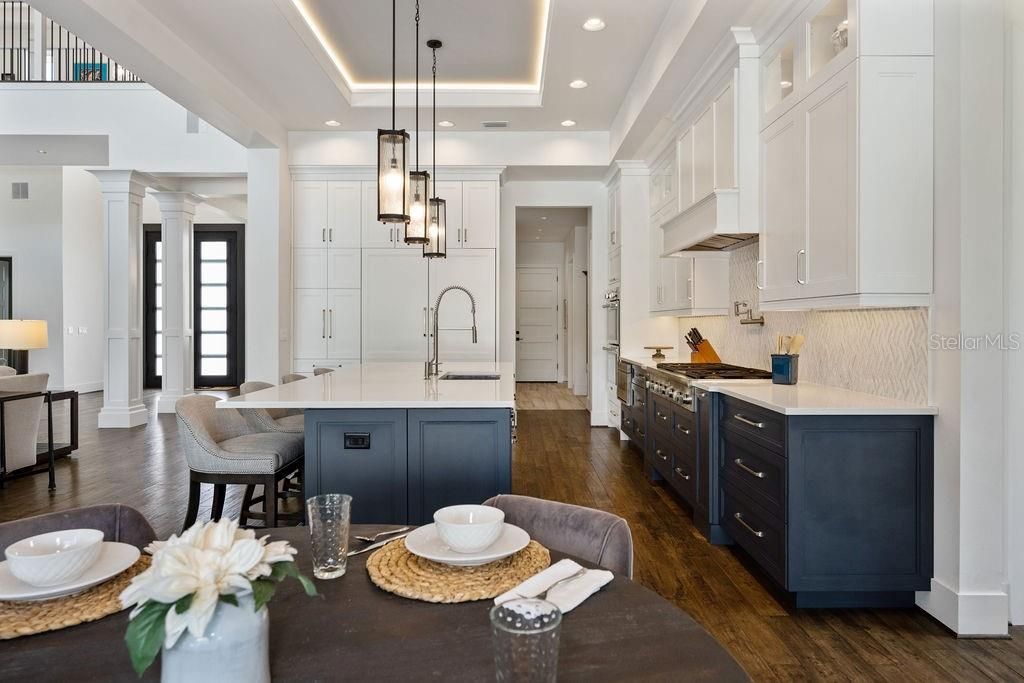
left=515, top=381, right=589, bottom=410
left=0, top=394, right=1020, bottom=681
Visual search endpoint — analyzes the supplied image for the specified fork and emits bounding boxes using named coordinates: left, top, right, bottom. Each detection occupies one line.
left=355, top=526, right=411, bottom=543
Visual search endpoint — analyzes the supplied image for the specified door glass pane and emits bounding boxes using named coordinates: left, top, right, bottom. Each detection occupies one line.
left=201, top=241, right=227, bottom=260
left=201, top=357, right=227, bottom=376
left=154, top=285, right=162, bottom=305
left=201, top=333, right=227, bottom=355
left=155, top=357, right=163, bottom=376
left=201, top=262, right=227, bottom=284
left=155, top=241, right=162, bottom=260
left=201, top=285, right=227, bottom=308
left=155, top=262, right=163, bottom=285
left=201, top=309, right=228, bottom=331
left=155, top=334, right=163, bottom=355
left=155, top=314, right=162, bottom=333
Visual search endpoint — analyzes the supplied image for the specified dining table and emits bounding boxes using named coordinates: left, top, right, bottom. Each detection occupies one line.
left=0, top=525, right=749, bottom=681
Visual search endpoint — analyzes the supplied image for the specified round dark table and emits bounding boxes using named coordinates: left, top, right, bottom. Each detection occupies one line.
left=0, top=526, right=749, bottom=682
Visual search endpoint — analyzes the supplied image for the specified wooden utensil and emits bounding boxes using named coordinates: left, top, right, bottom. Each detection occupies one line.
left=788, top=334, right=805, bottom=355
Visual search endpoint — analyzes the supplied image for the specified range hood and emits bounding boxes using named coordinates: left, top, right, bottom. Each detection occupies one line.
left=660, top=189, right=757, bottom=254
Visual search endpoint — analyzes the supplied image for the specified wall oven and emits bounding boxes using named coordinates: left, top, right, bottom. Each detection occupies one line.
left=603, top=289, right=620, bottom=348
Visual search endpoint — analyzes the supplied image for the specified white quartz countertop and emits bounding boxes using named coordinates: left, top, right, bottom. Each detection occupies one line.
left=690, top=379, right=937, bottom=416
left=220, top=362, right=516, bottom=409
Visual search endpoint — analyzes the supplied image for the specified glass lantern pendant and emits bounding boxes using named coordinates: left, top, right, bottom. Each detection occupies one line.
left=377, top=0, right=409, bottom=224
left=424, top=196, right=447, bottom=258
left=405, top=170, right=430, bottom=243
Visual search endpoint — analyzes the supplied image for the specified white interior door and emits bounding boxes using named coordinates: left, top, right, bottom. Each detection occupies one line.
left=516, top=267, right=558, bottom=381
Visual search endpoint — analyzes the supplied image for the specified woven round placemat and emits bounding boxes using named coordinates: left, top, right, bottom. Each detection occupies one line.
left=366, top=538, right=550, bottom=603
left=0, top=554, right=151, bottom=640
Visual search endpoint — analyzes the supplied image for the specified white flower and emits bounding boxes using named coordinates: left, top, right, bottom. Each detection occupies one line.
left=120, top=518, right=299, bottom=648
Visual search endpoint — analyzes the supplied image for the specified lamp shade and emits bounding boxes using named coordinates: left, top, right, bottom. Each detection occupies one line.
left=405, top=171, right=430, bottom=244
left=0, top=320, right=48, bottom=350
left=377, top=129, right=410, bottom=223
left=423, top=197, right=447, bottom=258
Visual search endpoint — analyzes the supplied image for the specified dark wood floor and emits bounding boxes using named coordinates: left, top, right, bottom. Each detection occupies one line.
left=1, top=393, right=1021, bottom=681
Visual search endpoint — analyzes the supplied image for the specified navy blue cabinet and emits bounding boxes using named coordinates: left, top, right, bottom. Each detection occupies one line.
left=305, top=408, right=512, bottom=525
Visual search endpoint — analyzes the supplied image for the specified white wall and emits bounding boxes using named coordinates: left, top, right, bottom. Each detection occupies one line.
left=0, top=166, right=64, bottom=386
left=61, top=168, right=104, bottom=392
left=500, top=181, right=608, bottom=424
left=142, top=195, right=241, bottom=224
left=566, top=225, right=589, bottom=396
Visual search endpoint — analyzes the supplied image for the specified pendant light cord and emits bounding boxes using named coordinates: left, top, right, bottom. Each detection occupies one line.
left=414, top=0, right=420, bottom=172
left=432, top=46, right=437, bottom=183
left=391, top=0, right=396, bottom=130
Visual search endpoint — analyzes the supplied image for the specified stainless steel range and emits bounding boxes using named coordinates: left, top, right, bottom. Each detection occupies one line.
left=645, top=363, right=772, bottom=412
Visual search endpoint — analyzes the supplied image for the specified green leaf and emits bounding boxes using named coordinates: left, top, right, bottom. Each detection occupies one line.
left=219, top=594, right=239, bottom=607
left=174, top=593, right=194, bottom=615
left=268, top=560, right=294, bottom=583
left=125, top=601, right=172, bottom=678
left=294, top=571, right=318, bottom=597
left=251, top=579, right=277, bottom=612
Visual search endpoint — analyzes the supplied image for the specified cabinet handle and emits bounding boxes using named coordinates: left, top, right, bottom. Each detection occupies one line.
left=655, top=449, right=668, bottom=461
left=674, top=467, right=691, bottom=481
left=329, top=309, right=333, bottom=339
left=423, top=307, right=428, bottom=338
left=677, top=425, right=691, bottom=435
left=687, top=277, right=693, bottom=301
left=637, top=428, right=645, bottom=437
left=734, top=414, right=764, bottom=429
left=623, top=418, right=632, bottom=427
left=329, top=228, right=333, bottom=242
left=734, top=458, right=766, bottom=479
left=636, top=399, right=646, bottom=408
left=463, top=227, right=467, bottom=244
left=321, top=309, right=326, bottom=339
left=322, top=228, right=326, bottom=243
left=733, top=512, right=765, bottom=538
left=756, top=260, right=764, bottom=290
left=797, top=249, right=806, bottom=285
left=656, top=410, right=668, bottom=421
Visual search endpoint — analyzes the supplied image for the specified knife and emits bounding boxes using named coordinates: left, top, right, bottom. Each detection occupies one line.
left=347, top=531, right=412, bottom=557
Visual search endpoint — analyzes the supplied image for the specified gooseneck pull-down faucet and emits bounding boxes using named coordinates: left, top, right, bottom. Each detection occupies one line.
left=425, top=285, right=478, bottom=378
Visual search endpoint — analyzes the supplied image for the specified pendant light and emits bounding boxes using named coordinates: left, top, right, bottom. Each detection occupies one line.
left=424, top=39, right=447, bottom=259
left=405, top=0, right=429, bottom=243
left=377, top=0, right=410, bottom=223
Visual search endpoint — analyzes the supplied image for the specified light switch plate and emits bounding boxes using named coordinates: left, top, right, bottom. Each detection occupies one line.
left=66, top=326, right=75, bottom=335
left=78, top=326, right=87, bottom=334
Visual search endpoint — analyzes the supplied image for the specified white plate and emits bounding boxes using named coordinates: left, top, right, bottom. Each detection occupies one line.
left=0, top=542, right=141, bottom=602
left=405, top=523, right=530, bottom=567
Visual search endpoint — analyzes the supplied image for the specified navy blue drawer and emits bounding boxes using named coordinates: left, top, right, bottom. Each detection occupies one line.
left=722, top=484, right=787, bottom=587
left=721, top=430, right=787, bottom=522
left=720, top=396, right=785, bottom=454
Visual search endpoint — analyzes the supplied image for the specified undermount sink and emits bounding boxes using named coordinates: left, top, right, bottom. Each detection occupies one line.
left=439, top=372, right=501, bottom=381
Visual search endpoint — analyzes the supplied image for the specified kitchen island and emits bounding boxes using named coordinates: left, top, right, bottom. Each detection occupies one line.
left=223, top=362, right=515, bottom=524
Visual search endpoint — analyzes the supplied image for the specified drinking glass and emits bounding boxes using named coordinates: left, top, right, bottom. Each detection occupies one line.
left=306, top=494, right=352, bottom=579
left=489, top=598, right=562, bottom=683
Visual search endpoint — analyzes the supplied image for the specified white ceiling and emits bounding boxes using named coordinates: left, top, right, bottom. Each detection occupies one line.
left=132, top=0, right=674, bottom=132
left=516, top=206, right=589, bottom=242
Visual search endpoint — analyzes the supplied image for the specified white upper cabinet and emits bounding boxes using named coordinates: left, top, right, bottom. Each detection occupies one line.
left=650, top=253, right=731, bottom=316
left=361, top=249, right=429, bottom=361
left=757, top=0, right=933, bottom=310
left=428, top=250, right=497, bottom=361
left=293, top=181, right=329, bottom=248
left=649, top=146, right=678, bottom=221
left=360, top=181, right=419, bottom=249
left=691, top=106, right=715, bottom=202
left=326, top=182, right=361, bottom=247
left=434, top=180, right=463, bottom=248
left=326, top=249, right=361, bottom=289
left=608, top=184, right=621, bottom=249
left=460, top=181, right=498, bottom=249
left=677, top=130, right=694, bottom=213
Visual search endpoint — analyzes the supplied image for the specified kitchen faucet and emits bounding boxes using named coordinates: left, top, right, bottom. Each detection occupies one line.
left=426, top=285, right=478, bottom=377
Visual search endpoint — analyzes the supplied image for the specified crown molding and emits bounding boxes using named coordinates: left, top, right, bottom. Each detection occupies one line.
left=289, top=165, right=506, bottom=181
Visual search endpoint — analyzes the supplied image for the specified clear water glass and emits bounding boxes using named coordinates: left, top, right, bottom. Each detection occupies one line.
left=306, top=494, right=352, bottom=579
left=489, top=598, right=562, bottom=683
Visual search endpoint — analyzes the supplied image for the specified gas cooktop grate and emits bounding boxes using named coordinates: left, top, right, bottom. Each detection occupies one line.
left=655, top=363, right=772, bottom=380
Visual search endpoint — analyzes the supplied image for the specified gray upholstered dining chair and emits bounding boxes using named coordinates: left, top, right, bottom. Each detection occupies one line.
left=0, top=504, right=156, bottom=554
left=281, top=373, right=306, bottom=384
left=0, top=365, right=16, bottom=377
left=0, top=371, right=48, bottom=473
left=176, top=395, right=304, bottom=530
left=483, top=495, right=634, bottom=578
left=313, top=367, right=335, bottom=376
left=238, top=381, right=303, bottom=433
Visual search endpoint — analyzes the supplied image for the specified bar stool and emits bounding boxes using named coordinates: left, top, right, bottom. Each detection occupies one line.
left=313, top=367, right=335, bottom=376
left=281, top=373, right=306, bottom=384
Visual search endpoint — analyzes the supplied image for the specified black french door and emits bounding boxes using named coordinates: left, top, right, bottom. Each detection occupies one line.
left=143, top=228, right=162, bottom=388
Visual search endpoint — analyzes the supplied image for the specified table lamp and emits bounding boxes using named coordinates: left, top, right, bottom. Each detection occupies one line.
left=0, top=320, right=48, bottom=374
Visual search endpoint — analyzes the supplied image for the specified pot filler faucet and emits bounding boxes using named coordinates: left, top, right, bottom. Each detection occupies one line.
left=425, top=285, right=478, bottom=378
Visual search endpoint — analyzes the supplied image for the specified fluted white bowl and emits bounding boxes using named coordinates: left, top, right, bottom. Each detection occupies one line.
left=433, top=505, right=505, bottom=554
left=4, top=529, right=105, bottom=587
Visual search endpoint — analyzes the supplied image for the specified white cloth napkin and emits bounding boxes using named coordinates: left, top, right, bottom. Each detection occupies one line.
left=493, top=559, right=613, bottom=613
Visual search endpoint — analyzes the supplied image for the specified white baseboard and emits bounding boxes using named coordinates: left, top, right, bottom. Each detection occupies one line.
left=156, top=392, right=194, bottom=414
left=68, top=381, right=103, bottom=394
left=97, top=404, right=148, bottom=429
left=917, top=578, right=1010, bottom=636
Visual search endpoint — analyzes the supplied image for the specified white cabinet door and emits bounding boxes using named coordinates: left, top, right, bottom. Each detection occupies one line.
left=677, top=130, right=693, bottom=212
left=326, top=248, right=361, bottom=289
left=692, top=254, right=730, bottom=312
left=461, top=181, right=497, bottom=249
left=327, top=181, right=361, bottom=248
left=714, top=82, right=736, bottom=190
left=804, top=63, right=857, bottom=299
left=608, top=189, right=619, bottom=248
left=428, top=249, right=496, bottom=361
left=434, top=181, right=463, bottom=246
left=326, top=289, right=361, bottom=359
left=361, top=181, right=400, bottom=248
left=293, top=248, right=326, bottom=289
left=608, top=249, right=621, bottom=285
left=293, top=181, right=328, bottom=248
left=293, top=289, right=327, bottom=359
left=760, top=107, right=805, bottom=302
left=692, top=106, right=715, bottom=202
left=361, top=250, right=429, bottom=361
left=671, top=257, right=693, bottom=310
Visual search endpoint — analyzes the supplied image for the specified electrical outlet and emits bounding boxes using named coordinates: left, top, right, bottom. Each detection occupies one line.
left=78, top=326, right=87, bottom=334
left=66, top=326, right=75, bottom=335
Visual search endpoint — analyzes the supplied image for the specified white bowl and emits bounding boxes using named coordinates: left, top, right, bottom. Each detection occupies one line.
left=4, top=529, right=105, bottom=587
left=433, top=505, right=505, bottom=554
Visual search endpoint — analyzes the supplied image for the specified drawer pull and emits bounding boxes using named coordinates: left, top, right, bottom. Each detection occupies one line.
left=623, top=418, right=632, bottom=427
left=657, top=411, right=668, bottom=421
left=637, top=428, right=646, bottom=437
left=734, top=458, right=766, bottom=479
left=655, top=449, right=668, bottom=461
left=734, top=414, right=765, bottom=429
left=636, top=400, right=646, bottom=408
left=733, top=512, right=765, bottom=538
left=674, top=467, right=691, bottom=481
left=676, top=425, right=691, bottom=435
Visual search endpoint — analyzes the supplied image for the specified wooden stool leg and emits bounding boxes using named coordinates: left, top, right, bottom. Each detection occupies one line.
left=297, top=465, right=307, bottom=525
left=183, top=479, right=201, bottom=532
left=211, top=484, right=226, bottom=521
left=239, top=485, right=255, bottom=526
left=264, top=476, right=278, bottom=528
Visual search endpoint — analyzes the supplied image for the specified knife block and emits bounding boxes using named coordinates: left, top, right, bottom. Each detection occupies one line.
left=689, top=340, right=722, bottom=364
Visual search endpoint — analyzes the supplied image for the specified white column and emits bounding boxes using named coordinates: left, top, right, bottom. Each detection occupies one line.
left=30, top=9, right=45, bottom=81
left=151, top=192, right=199, bottom=413
left=90, top=170, right=153, bottom=428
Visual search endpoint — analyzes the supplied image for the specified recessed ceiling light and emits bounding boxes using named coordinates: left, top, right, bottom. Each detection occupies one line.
left=780, top=80, right=792, bottom=88
left=541, top=216, right=548, bottom=220
left=438, top=120, right=455, bottom=127
left=569, top=79, right=588, bottom=89
left=582, top=18, right=606, bottom=32
left=324, top=119, right=341, bottom=126
left=561, top=120, right=577, bottom=127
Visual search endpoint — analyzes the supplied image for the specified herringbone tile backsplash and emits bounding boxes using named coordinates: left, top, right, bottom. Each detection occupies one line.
left=678, top=244, right=929, bottom=403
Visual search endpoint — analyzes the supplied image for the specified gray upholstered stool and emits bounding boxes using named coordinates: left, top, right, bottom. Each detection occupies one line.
left=281, top=373, right=306, bottom=384
left=176, top=395, right=304, bottom=531
left=0, top=504, right=156, bottom=553
left=313, top=367, right=335, bottom=376
left=238, top=381, right=303, bottom=434
left=483, top=494, right=634, bottom=578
